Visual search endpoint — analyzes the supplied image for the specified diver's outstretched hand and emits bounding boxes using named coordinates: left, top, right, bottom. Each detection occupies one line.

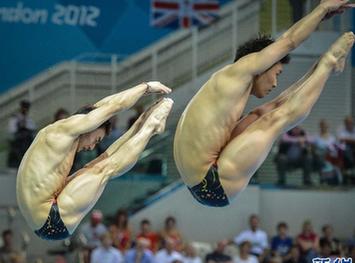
left=321, top=0, right=355, bottom=20
left=145, top=81, right=172, bottom=95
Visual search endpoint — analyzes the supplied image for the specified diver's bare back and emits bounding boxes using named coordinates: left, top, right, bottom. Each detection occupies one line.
left=174, top=65, right=252, bottom=186
left=16, top=124, right=78, bottom=230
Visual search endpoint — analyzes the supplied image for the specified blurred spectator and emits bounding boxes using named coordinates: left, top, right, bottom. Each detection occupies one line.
left=312, top=120, right=343, bottom=185
left=155, top=238, right=184, bottom=263
left=136, top=219, right=160, bottom=253
left=160, top=216, right=183, bottom=251
left=348, top=229, right=355, bottom=248
left=337, top=116, right=355, bottom=183
left=125, top=237, right=154, bottom=263
left=274, top=126, right=313, bottom=186
left=7, top=100, right=36, bottom=168
left=234, top=241, right=258, bottom=263
left=0, top=230, right=22, bottom=263
left=109, top=209, right=132, bottom=253
left=318, top=241, right=332, bottom=258
left=296, top=220, right=319, bottom=263
left=91, top=232, right=123, bottom=263
left=271, top=222, right=293, bottom=258
left=183, top=243, right=202, bottom=263
left=283, top=245, right=303, bottom=263
left=53, top=108, right=69, bottom=122
left=319, top=225, right=340, bottom=256
left=8, top=100, right=36, bottom=135
left=127, top=105, right=144, bottom=130
left=234, top=214, right=268, bottom=257
left=98, top=116, right=124, bottom=154
left=205, top=240, right=232, bottom=263
left=289, top=0, right=305, bottom=23
left=79, top=210, right=107, bottom=263
left=349, top=245, right=355, bottom=260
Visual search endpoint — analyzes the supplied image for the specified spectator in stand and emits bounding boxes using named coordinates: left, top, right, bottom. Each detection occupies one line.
left=109, top=209, right=132, bottom=253
left=125, top=237, right=154, bottom=263
left=337, top=116, right=355, bottom=183
left=234, top=241, right=259, bottom=263
left=274, top=126, right=313, bottom=186
left=0, top=229, right=23, bottom=263
left=155, top=237, right=184, bottom=263
left=160, top=216, right=183, bottom=251
left=297, top=220, right=319, bottom=263
left=79, top=210, right=108, bottom=263
left=318, top=241, right=332, bottom=258
left=319, top=224, right=340, bottom=256
left=348, top=229, right=355, bottom=248
left=8, top=100, right=36, bottom=135
left=349, top=245, right=355, bottom=261
left=183, top=243, right=202, bottom=263
left=7, top=100, right=36, bottom=168
left=136, top=219, right=160, bottom=253
left=205, top=240, right=232, bottom=263
left=53, top=108, right=69, bottom=122
left=271, top=222, right=293, bottom=259
left=289, top=0, right=305, bottom=22
left=283, top=245, right=303, bottom=263
left=312, top=119, right=343, bottom=185
left=234, top=214, right=268, bottom=258
left=91, top=232, right=123, bottom=263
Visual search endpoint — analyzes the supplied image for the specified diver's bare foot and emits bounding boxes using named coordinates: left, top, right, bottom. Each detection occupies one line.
left=133, top=98, right=165, bottom=130
left=323, top=32, right=355, bottom=73
left=144, top=98, right=174, bottom=134
left=136, top=98, right=166, bottom=127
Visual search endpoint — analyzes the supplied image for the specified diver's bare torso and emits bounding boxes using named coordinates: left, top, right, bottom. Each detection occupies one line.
left=16, top=124, right=79, bottom=230
left=174, top=65, right=253, bottom=187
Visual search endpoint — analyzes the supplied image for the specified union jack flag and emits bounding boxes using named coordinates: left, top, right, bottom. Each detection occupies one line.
left=151, top=0, right=220, bottom=29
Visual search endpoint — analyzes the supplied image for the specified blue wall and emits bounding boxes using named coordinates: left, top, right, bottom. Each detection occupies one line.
left=0, top=0, right=230, bottom=93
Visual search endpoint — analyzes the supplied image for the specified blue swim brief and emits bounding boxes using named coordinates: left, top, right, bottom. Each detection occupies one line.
left=188, top=164, right=230, bottom=207
left=34, top=201, right=70, bottom=240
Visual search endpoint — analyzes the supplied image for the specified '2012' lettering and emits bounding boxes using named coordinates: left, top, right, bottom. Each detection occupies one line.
left=52, top=4, right=100, bottom=27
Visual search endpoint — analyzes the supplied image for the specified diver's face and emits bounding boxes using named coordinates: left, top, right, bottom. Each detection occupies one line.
left=252, top=62, right=283, bottom=98
left=77, top=128, right=105, bottom=152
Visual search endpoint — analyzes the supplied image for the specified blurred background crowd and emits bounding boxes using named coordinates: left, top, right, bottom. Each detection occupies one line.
left=1, top=211, right=354, bottom=263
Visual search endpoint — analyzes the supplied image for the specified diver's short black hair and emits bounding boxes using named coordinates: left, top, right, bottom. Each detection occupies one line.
left=234, top=34, right=290, bottom=64
left=75, top=105, right=112, bottom=135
